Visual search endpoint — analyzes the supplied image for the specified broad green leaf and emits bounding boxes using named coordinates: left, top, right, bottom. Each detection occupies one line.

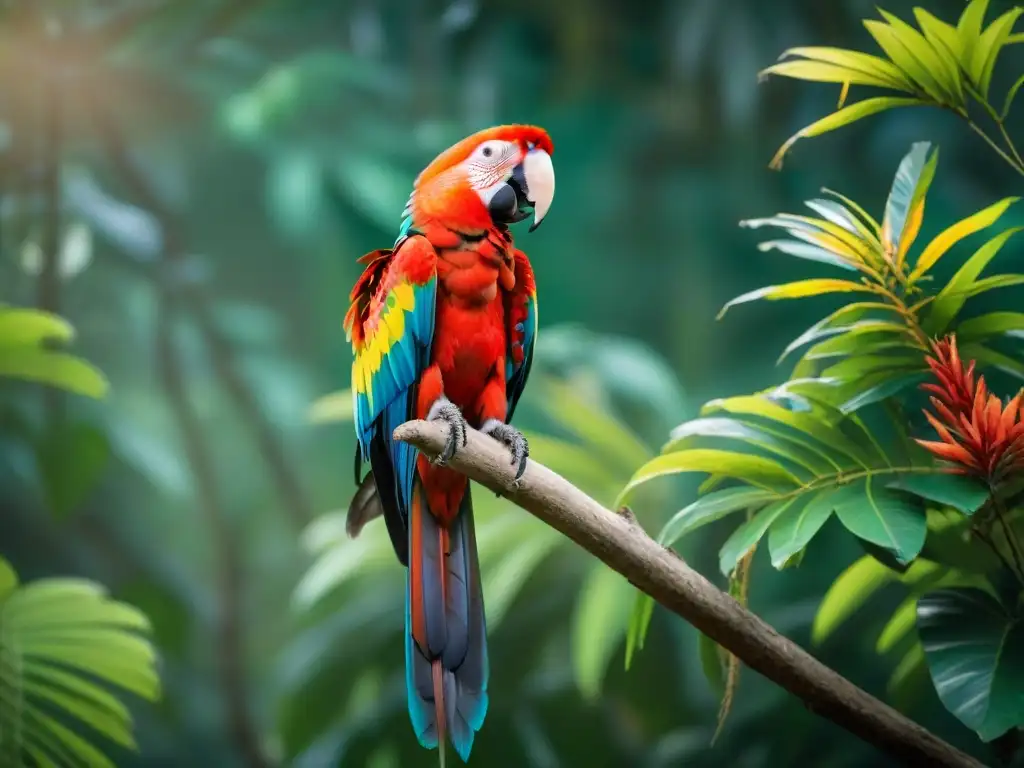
left=926, top=226, right=1024, bottom=334
left=880, top=142, right=938, bottom=266
left=307, top=389, right=353, bottom=424
left=812, top=555, right=897, bottom=644
left=37, top=423, right=111, bottom=521
left=864, top=19, right=951, bottom=104
left=0, top=557, right=18, bottom=597
left=955, top=311, right=1024, bottom=343
left=617, top=449, right=799, bottom=507
left=481, top=527, right=561, bottom=628
left=833, top=477, right=927, bottom=564
left=701, top=394, right=875, bottom=468
left=22, top=679, right=135, bottom=749
left=887, top=473, right=989, bottom=515
left=665, top=416, right=831, bottom=477
left=876, top=595, right=918, bottom=654
left=918, top=588, right=1024, bottom=741
left=921, top=509, right=1004, bottom=574
left=571, top=564, right=635, bottom=700
left=719, top=499, right=795, bottom=576
left=910, top=197, right=1018, bottom=281
left=767, top=488, right=834, bottom=568
left=624, top=592, right=655, bottom=670
left=769, top=98, right=930, bottom=170
left=0, top=349, right=109, bottom=398
left=970, top=7, right=1023, bottom=98
left=820, top=352, right=924, bottom=381
left=772, top=47, right=915, bottom=90
left=720, top=282, right=872, bottom=322
left=656, top=486, right=778, bottom=548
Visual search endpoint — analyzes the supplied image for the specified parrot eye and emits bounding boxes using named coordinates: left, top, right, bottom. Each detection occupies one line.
left=473, top=140, right=510, bottom=165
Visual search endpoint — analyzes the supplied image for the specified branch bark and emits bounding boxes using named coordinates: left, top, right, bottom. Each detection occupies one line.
left=394, top=419, right=985, bottom=768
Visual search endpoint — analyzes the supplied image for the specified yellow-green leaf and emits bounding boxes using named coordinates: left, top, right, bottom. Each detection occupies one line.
left=774, top=47, right=915, bottom=90
left=812, top=555, right=897, bottom=644
left=877, top=11, right=963, bottom=106
left=760, top=60, right=906, bottom=89
left=910, top=197, right=1019, bottom=281
left=957, top=0, right=992, bottom=69
left=970, top=7, right=1023, bottom=98
left=717, top=279, right=874, bottom=320
left=0, top=308, right=75, bottom=346
left=926, top=226, right=1024, bottom=333
left=876, top=596, right=918, bottom=654
left=1001, top=73, right=1024, bottom=119
left=770, top=97, right=930, bottom=170
left=0, top=349, right=109, bottom=398
left=914, top=9, right=963, bottom=61
left=864, top=19, right=949, bottom=104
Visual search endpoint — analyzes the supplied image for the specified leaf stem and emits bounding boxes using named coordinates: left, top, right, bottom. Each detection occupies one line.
left=967, top=121, right=1024, bottom=176
left=990, top=490, right=1024, bottom=585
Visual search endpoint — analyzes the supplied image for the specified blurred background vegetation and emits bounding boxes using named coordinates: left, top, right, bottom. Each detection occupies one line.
left=1, top=0, right=1021, bottom=766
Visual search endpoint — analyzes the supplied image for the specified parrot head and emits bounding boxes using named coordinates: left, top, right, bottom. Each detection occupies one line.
left=412, top=124, right=555, bottom=233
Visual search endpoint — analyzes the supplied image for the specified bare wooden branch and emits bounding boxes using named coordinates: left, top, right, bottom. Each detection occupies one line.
left=394, top=419, right=985, bottom=768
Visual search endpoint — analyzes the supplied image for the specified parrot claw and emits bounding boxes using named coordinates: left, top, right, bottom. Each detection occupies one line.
left=481, top=419, right=529, bottom=483
left=427, top=397, right=467, bottom=466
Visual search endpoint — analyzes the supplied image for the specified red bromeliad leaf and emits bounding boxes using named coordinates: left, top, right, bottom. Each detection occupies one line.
left=916, top=334, right=1024, bottom=482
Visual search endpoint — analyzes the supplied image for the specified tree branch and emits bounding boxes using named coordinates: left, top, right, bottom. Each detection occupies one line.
left=394, top=419, right=985, bottom=768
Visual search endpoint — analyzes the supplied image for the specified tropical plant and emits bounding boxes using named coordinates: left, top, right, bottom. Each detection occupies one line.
left=0, top=555, right=161, bottom=767
left=619, top=137, right=1024, bottom=752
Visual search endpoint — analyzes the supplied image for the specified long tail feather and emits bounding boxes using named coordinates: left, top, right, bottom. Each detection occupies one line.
left=406, top=482, right=489, bottom=764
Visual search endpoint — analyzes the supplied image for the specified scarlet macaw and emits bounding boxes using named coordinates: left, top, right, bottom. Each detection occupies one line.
left=343, top=125, right=555, bottom=764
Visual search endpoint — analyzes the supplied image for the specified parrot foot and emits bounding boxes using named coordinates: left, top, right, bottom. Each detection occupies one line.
left=427, top=397, right=468, bottom=466
left=481, top=419, right=529, bottom=484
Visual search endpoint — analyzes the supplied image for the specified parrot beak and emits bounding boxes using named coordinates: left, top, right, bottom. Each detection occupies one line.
left=508, top=148, right=555, bottom=232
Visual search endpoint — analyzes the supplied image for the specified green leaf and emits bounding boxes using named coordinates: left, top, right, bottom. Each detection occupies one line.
left=624, top=592, right=655, bottom=670
left=656, top=486, right=778, bottom=548
left=571, top=564, right=635, bottom=701
left=965, top=343, right=1024, bottom=382
left=918, top=588, right=1024, bottom=741
left=717, top=279, right=874, bottom=319
left=881, top=142, right=938, bottom=265
left=0, top=348, right=109, bottom=398
left=307, top=389, right=353, bottom=424
left=617, top=449, right=799, bottom=507
left=481, top=527, right=562, bottom=629
left=740, top=213, right=875, bottom=265
left=955, top=311, right=1024, bottom=343
left=0, top=308, right=75, bottom=346
left=960, top=273, right=1024, bottom=301
left=665, top=417, right=832, bottom=477
left=699, top=631, right=726, bottom=695
left=833, top=477, right=927, bottom=564
left=769, top=97, right=931, bottom=170
left=778, top=303, right=898, bottom=362
left=37, top=423, right=111, bottom=521
left=1001, top=74, right=1024, bottom=119
left=876, top=596, right=918, bottom=654
left=839, top=371, right=929, bottom=414
left=970, top=7, right=1023, bottom=99
left=887, top=473, right=990, bottom=515
left=759, top=60, right=909, bottom=89
left=719, top=499, right=795, bottom=576
left=767, top=489, right=835, bottom=568
left=803, top=322, right=914, bottom=360
left=957, top=0, right=992, bottom=71
left=864, top=19, right=952, bottom=104
left=0, top=565, right=160, bottom=766
left=812, top=555, right=898, bottom=644
left=770, top=47, right=915, bottom=91
left=910, top=197, right=1018, bottom=281
left=914, top=9, right=963, bottom=62
left=926, top=226, right=1024, bottom=334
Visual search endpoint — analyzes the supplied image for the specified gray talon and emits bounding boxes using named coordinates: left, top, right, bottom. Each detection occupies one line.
left=481, top=419, right=529, bottom=482
left=428, top=398, right=467, bottom=466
